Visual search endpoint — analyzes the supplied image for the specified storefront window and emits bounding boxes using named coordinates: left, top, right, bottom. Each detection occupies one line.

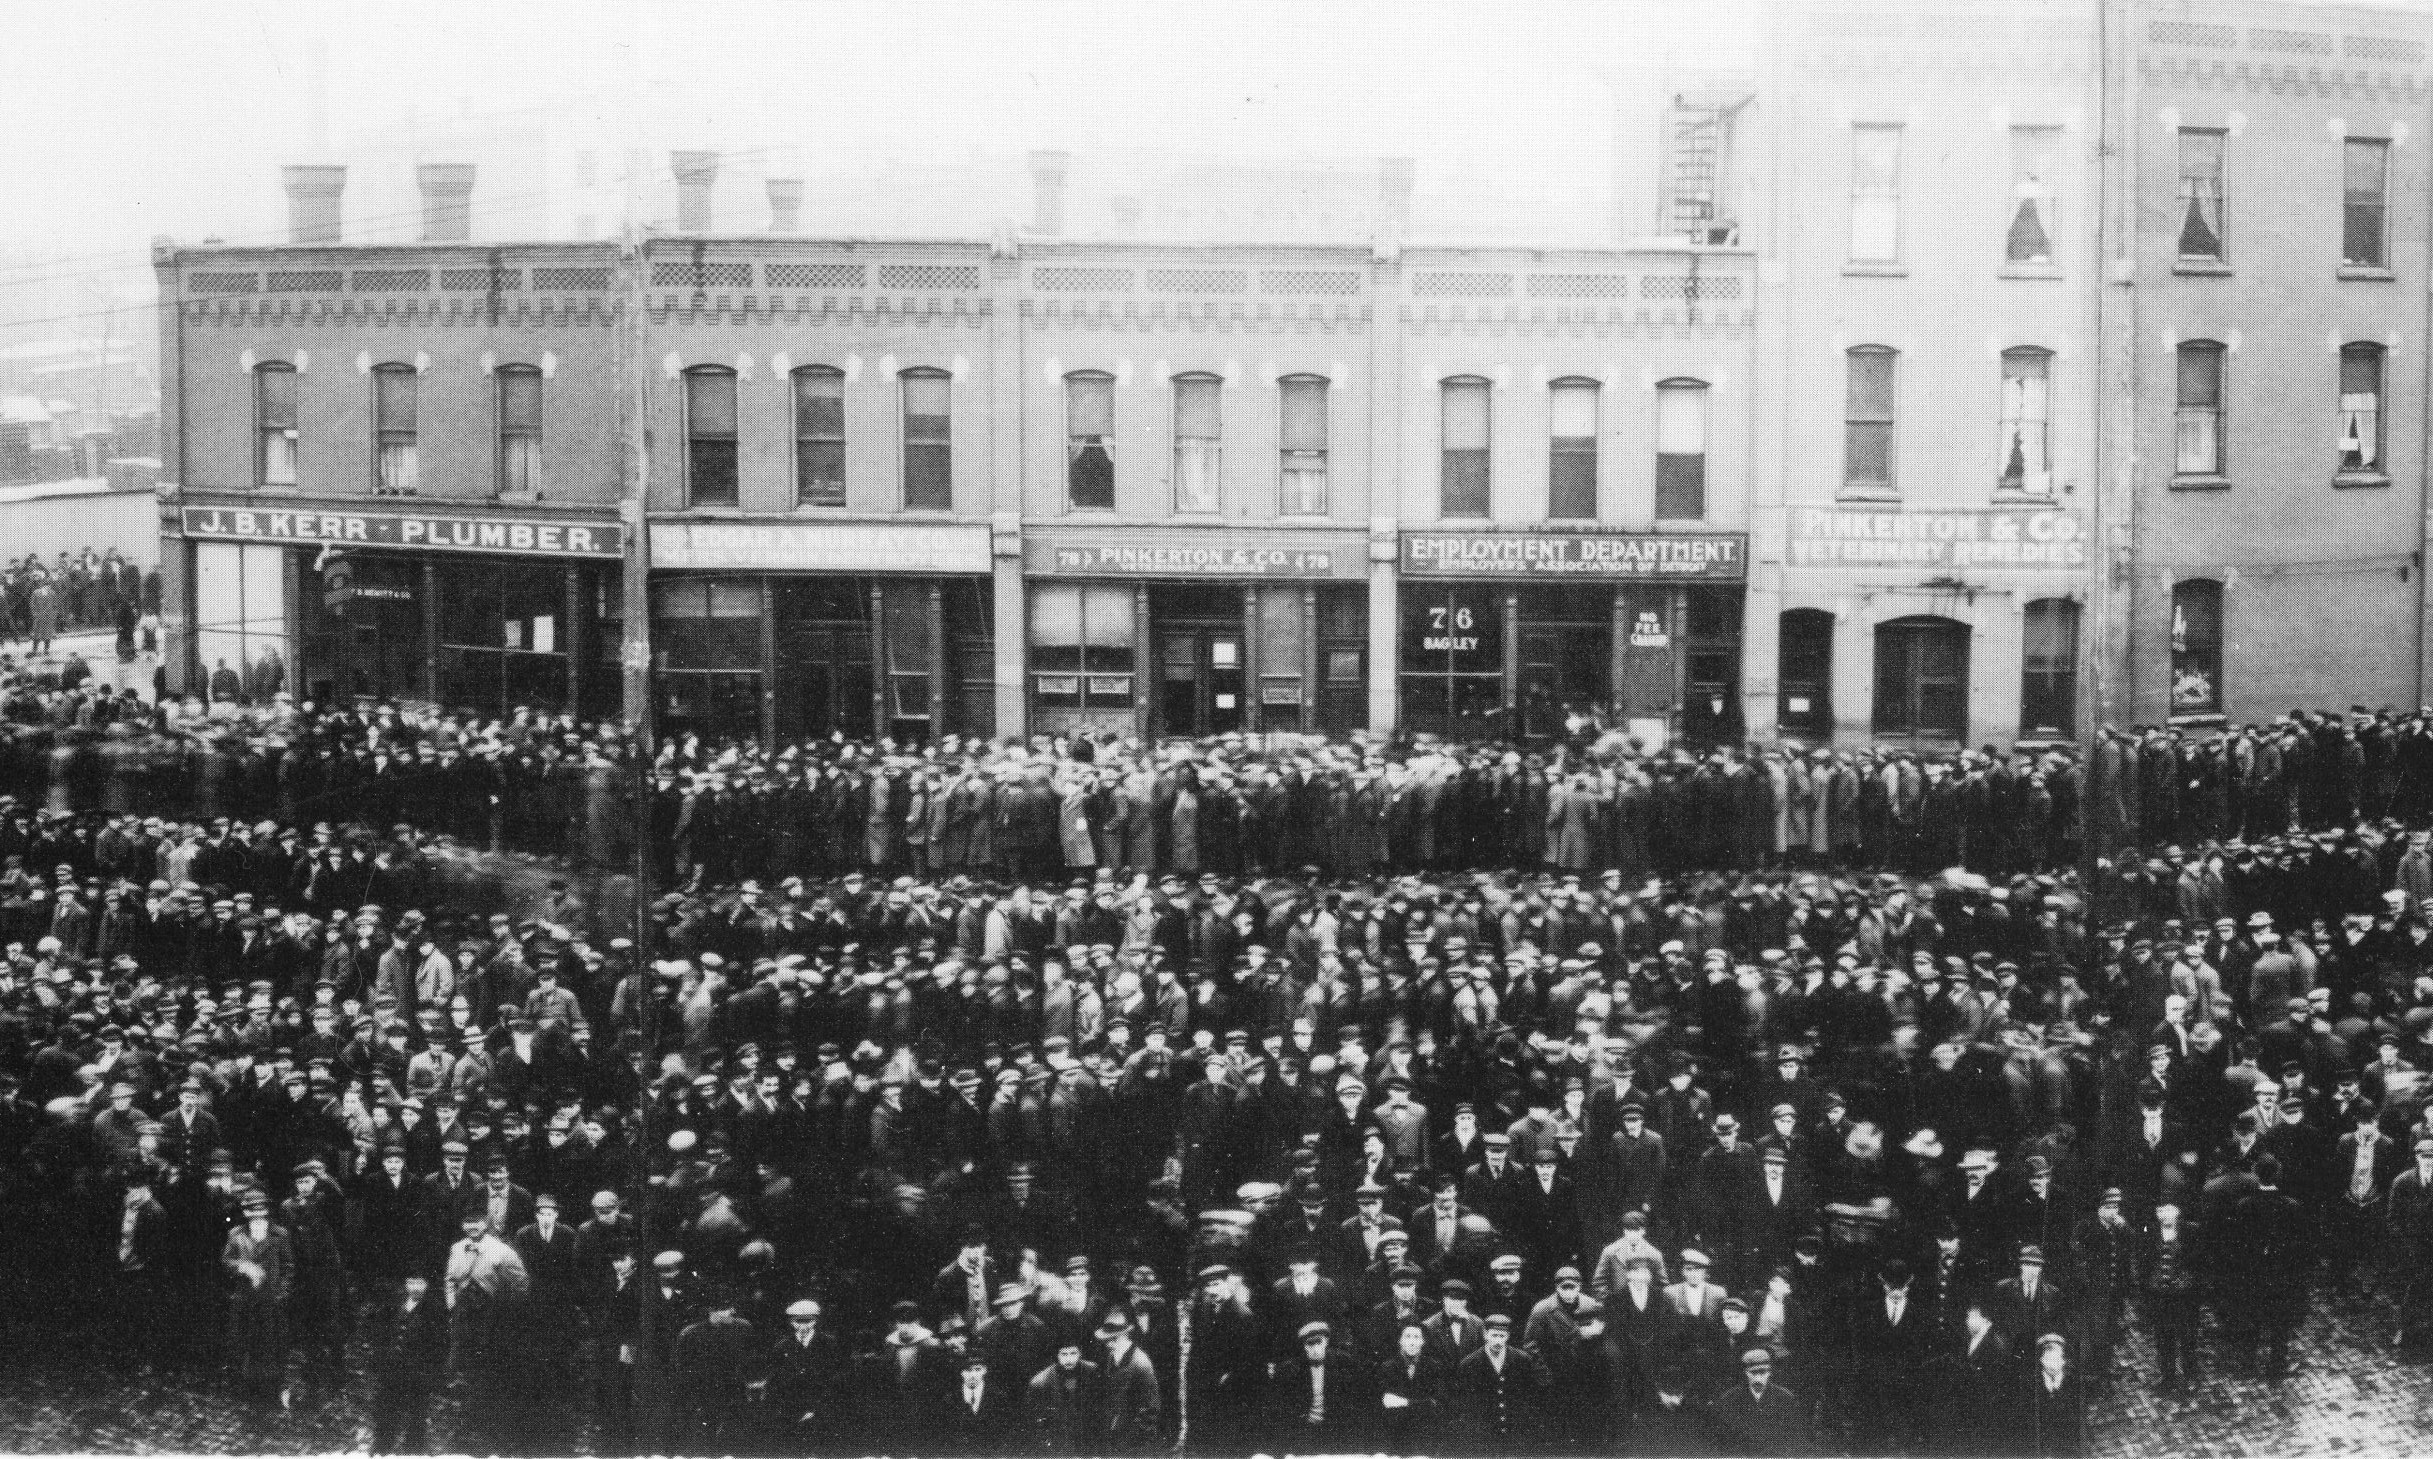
left=1400, top=585, right=1504, bottom=737
left=2170, top=579, right=2223, bottom=716
left=195, top=542, right=290, bottom=704
left=1030, top=584, right=1136, bottom=729
left=655, top=576, right=762, bottom=744
left=435, top=558, right=576, bottom=718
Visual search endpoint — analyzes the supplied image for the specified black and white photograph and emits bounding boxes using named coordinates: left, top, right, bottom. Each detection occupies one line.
left=8, top=0, right=2433, bottom=1453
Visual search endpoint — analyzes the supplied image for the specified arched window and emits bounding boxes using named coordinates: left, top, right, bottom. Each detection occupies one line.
left=2339, top=342, right=2384, bottom=478
left=1778, top=608, right=1834, bottom=739
left=683, top=366, right=739, bottom=507
left=1844, top=347, right=1897, bottom=495
left=1998, top=347, right=2052, bottom=494
left=792, top=366, right=845, bottom=507
left=1440, top=376, right=1491, bottom=517
left=1872, top=615, right=1968, bottom=742
left=254, top=362, right=296, bottom=486
left=371, top=363, right=418, bottom=497
left=1172, top=372, right=1223, bottom=513
left=1278, top=374, right=1329, bottom=515
left=1656, top=378, right=1709, bottom=520
left=1065, top=371, right=1115, bottom=511
left=2175, top=340, right=2225, bottom=479
left=496, top=364, right=542, bottom=497
left=2020, top=598, right=2079, bottom=739
left=2171, top=579, right=2223, bottom=716
left=900, top=368, right=952, bottom=510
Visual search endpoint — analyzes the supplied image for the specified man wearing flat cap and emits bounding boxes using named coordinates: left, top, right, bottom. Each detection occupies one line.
left=1450, top=1310, right=1547, bottom=1451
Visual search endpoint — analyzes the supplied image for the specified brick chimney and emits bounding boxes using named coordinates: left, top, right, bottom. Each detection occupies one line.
left=1028, top=149, right=1071, bottom=236
left=1377, top=157, right=1415, bottom=243
left=416, top=163, right=477, bottom=242
left=766, top=177, right=804, bottom=233
left=281, top=165, right=347, bottom=245
left=671, top=151, right=720, bottom=232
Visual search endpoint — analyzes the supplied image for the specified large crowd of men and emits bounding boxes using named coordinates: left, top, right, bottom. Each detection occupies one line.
left=11, top=683, right=2433, bottom=1454
left=2, top=549, right=156, bottom=658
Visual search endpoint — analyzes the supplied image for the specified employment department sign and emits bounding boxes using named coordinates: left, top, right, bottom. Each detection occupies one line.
left=1788, top=506, right=2087, bottom=570
left=181, top=504, right=623, bottom=558
left=1400, top=531, right=1746, bottom=580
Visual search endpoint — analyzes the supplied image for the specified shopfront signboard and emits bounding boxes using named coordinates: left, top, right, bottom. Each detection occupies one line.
left=182, top=502, right=623, bottom=558
left=1786, top=506, right=2088, bottom=570
left=1400, top=530, right=1747, bottom=580
left=1026, top=528, right=1368, bottom=579
left=653, top=521, right=992, bottom=573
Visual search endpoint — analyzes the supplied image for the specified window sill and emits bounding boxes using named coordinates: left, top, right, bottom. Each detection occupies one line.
left=1842, top=262, right=1909, bottom=278
left=1270, top=514, right=1337, bottom=526
left=2339, top=265, right=2396, bottom=282
left=1998, top=262, right=2064, bottom=281
left=2172, top=259, right=2233, bottom=277
left=2334, top=472, right=2392, bottom=489
left=1992, top=487, right=2058, bottom=504
left=791, top=502, right=850, bottom=512
left=1835, top=486, right=1902, bottom=504
left=2168, top=474, right=2230, bottom=492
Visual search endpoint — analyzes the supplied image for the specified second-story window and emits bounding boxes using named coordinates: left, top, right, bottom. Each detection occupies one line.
left=2340, top=342, right=2384, bottom=478
left=496, top=365, right=542, bottom=496
left=793, top=366, right=845, bottom=507
left=2178, top=129, right=2226, bottom=261
left=1440, top=376, right=1491, bottom=517
left=1066, top=372, right=1115, bottom=510
left=2346, top=138, right=2390, bottom=269
left=1173, top=373, right=1222, bottom=513
left=1278, top=374, right=1329, bottom=515
left=2007, top=126, right=2060, bottom=265
left=1850, top=123, right=1902, bottom=263
left=1548, top=378, right=1599, bottom=520
left=901, top=368, right=952, bottom=510
left=1655, top=378, right=1709, bottom=520
left=2175, top=340, right=2224, bottom=479
left=256, top=362, right=296, bottom=487
left=1998, top=347, right=2052, bottom=494
left=685, top=366, right=739, bottom=507
left=1843, top=347, right=1897, bottom=495
left=372, top=363, right=418, bottom=497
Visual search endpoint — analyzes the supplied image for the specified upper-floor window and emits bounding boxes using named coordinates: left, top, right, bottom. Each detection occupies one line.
left=1998, top=347, right=2052, bottom=495
left=2340, top=342, right=2384, bottom=478
left=255, top=362, right=297, bottom=487
left=2346, top=138, right=2390, bottom=270
left=1066, top=371, right=1116, bottom=510
left=2175, top=341, right=2224, bottom=479
left=1441, top=376, right=1491, bottom=517
left=1278, top=375, right=1329, bottom=516
left=901, top=368, right=952, bottom=510
left=2171, top=579, right=2223, bottom=716
left=2007, top=126, right=2061, bottom=265
left=684, top=366, right=739, bottom=507
left=1173, top=373, right=1223, bottom=513
left=1843, top=347, right=1897, bottom=495
left=1655, top=378, right=1709, bottom=521
left=1850, top=124, right=1902, bottom=262
left=2178, top=129, right=2226, bottom=261
left=496, top=365, right=542, bottom=496
left=1548, top=378, right=1599, bottom=520
left=793, top=366, right=845, bottom=507
left=372, top=363, right=418, bottom=497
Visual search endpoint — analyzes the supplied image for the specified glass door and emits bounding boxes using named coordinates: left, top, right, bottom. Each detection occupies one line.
left=1872, top=617, right=1969, bottom=744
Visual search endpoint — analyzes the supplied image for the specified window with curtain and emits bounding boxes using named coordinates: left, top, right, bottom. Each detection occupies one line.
left=372, top=364, right=418, bottom=496
left=1279, top=374, right=1329, bottom=515
left=901, top=369, right=953, bottom=509
left=1843, top=348, right=1896, bottom=494
left=2170, top=579, right=2223, bottom=715
left=1441, top=377, right=1491, bottom=517
left=1655, top=378, right=1708, bottom=520
left=1850, top=124, right=1902, bottom=262
left=256, top=363, right=297, bottom=487
left=2178, top=129, right=2226, bottom=260
left=685, top=367, right=739, bottom=506
left=496, top=365, right=542, bottom=496
left=1173, top=374, right=1223, bottom=513
left=1066, top=372, right=1116, bottom=510
left=2007, top=126, right=2061, bottom=264
left=2175, top=341, right=2224, bottom=478
left=2020, top=598, right=2079, bottom=739
left=2346, top=138, right=2389, bottom=269
left=1998, top=348, right=2052, bottom=494
left=2340, top=343, right=2383, bottom=476
left=793, top=366, right=845, bottom=507
left=1547, top=379, right=1599, bottom=520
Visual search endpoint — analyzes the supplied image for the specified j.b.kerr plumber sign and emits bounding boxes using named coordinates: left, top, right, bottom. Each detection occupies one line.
left=182, top=505, right=624, bottom=559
